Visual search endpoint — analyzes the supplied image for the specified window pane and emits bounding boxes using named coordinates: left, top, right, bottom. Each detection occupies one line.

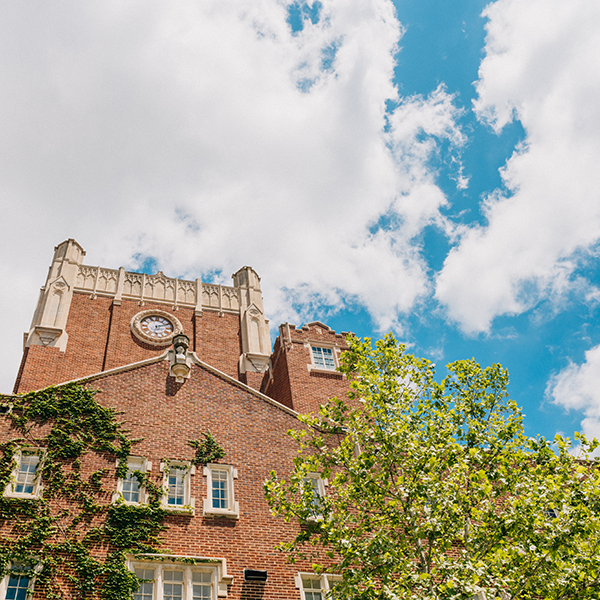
left=193, top=584, right=212, bottom=600
left=163, top=583, right=183, bottom=600
left=192, top=572, right=212, bottom=600
left=5, top=575, right=30, bottom=600
left=123, top=469, right=141, bottom=503
left=303, top=578, right=322, bottom=600
left=211, top=470, right=228, bottom=509
left=167, top=469, right=185, bottom=505
left=312, top=347, right=334, bottom=370
left=15, top=455, right=39, bottom=494
left=134, top=569, right=154, bottom=600
left=304, top=477, right=323, bottom=514
left=163, top=571, right=184, bottom=600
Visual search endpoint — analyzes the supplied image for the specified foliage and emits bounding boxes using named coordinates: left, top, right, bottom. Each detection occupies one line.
left=188, top=432, right=226, bottom=466
left=265, top=334, right=600, bottom=600
left=0, top=383, right=165, bottom=599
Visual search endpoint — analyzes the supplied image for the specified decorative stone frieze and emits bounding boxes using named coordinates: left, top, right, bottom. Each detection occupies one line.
left=74, top=265, right=240, bottom=312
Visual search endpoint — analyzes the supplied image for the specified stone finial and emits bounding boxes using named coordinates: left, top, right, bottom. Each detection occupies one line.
left=232, top=267, right=271, bottom=374
left=24, top=239, right=86, bottom=352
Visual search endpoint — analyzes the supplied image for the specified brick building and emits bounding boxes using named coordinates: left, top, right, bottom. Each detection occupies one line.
left=0, top=240, right=351, bottom=600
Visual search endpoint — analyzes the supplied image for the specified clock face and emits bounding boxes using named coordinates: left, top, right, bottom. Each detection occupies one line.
left=131, top=309, right=183, bottom=346
left=140, top=315, right=174, bottom=339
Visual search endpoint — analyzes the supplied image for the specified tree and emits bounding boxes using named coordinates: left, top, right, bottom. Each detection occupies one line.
left=264, top=334, right=600, bottom=600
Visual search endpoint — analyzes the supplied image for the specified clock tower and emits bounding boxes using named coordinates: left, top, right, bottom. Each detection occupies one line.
left=14, top=240, right=272, bottom=394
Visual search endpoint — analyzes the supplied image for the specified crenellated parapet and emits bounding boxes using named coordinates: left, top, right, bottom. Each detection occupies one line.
left=72, top=265, right=241, bottom=314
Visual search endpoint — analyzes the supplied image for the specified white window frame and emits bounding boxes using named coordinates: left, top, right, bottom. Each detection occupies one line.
left=114, top=456, right=152, bottom=505
left=128, top=554, right=233, bottom=598
left=0, top=561, right=42, bottom=600
left=308, top=344, right=338, bottom=373
left=303, top=473, right=327, bottom=521
left=160, top=460, right=195, bottom=514
left=203, top=464, right=239, bottom=519
left=295, top=573, right=341, bottom=600
left=3, top=448, right=44, bottom=500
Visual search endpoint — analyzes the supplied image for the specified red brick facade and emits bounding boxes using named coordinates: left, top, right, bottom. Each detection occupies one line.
left=261, top=322, right=351, bottom=415
left=14, top=294, right=244, bottom=394
left=2, top=246, right=353, bottom=600
left=2, top=358, right=342, bottom=599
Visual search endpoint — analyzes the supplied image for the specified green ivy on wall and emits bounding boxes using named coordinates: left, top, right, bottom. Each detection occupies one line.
left=188, top=432, right=226, bottom=466
left=0, top=383, right=226, bottom=599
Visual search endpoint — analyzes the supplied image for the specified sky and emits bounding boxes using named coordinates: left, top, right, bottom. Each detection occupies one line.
left=2, top=0, right=600, bottom=445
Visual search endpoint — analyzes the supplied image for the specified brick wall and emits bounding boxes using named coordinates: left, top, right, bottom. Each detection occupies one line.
left=262, top=322, right=352, bottom=416
left=14, top=294, right=245, bottom=393
left=260, top=335, right=293, bottom=409
left=194, top=311, right=242, bottom=380
left=2, top=360, right=337, bottom=599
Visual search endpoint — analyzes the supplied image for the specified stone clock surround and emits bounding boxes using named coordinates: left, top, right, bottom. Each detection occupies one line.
left=130, top=310, right=184, bottom=347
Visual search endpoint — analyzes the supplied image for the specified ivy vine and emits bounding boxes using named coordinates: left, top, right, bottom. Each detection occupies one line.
left=0, top=383, right=229, bottom=599
left=188, top=432, right=226, bottom=466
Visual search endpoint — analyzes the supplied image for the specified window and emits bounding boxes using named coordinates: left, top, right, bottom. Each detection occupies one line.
left=133, top=566, right=212, bottom=600
left=129, top=557, right=233, bottom=600
left=134, top=568, right=154, bottom=600
left=4, top=449, right=44, bottom=499
left=0, top=563, right=41, bottom=600
left=3, top=574, right=30, bottom=600
left=167, top=469, right=186, bottom=506
left=160, top=461, right=195, bottom=513
left=203, top=464, right=239, bottom=518
left=296, top=574, right=340, bottom=600
left=303, top=474, right=326, bottom=520
left=115, top=457, right=151, bottom=505
left=311, top=346, right=336, bottom=370
left=302, top=578, right=322, bottom=600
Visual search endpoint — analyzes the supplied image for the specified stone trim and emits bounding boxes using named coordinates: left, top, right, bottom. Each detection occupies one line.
left=130, top=310, right=184, bottom=347
left=127, top=554, right=233, bottom=597
left=74, top=265, right=241, bottom=313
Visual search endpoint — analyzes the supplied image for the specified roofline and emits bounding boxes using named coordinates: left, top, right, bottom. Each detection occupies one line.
left=7, top=352, right=300, bottom=418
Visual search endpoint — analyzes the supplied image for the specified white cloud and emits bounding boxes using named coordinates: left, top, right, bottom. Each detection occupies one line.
left=547, top=344, right=600, bottom=441
left=436, top=0, right=600, bottom=333
left=0, top=0, right=463, bottom=391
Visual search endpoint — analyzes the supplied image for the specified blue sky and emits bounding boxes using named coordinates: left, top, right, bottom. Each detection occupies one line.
left=282, top=0, right=600, bottom=442
left=1, top=0, right=600, bottom=444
